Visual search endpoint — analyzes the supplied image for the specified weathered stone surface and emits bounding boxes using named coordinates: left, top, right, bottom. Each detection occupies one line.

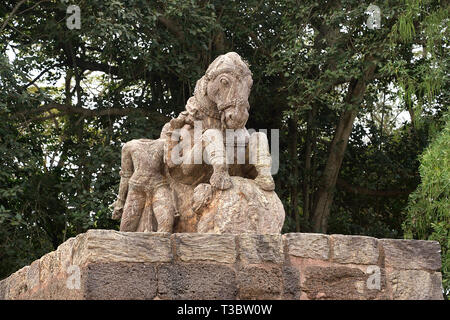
left=84, top=263, right=157, bottom=300
left=238, top=234, right=283, bottom=264
left=0, top=277, right=9, bottom=300
left=284, top=233, right=330, bottom=260
left=8, top=266, right=29, bottom=299
left=39, top=251, right=58, bottom=284
left=237, top=265, right=283, bottom=299
left=331, top=234, right=379, bottom=265
left=113, top=138, right=173, bottom=233
left=282, top=266, right=301, bottom=300
left=381, top=239, right=442, bottom=271
left=197, top=177, right=285, bottom=234
left=302, top=266, right=384, bottom=300
left=27, top=260, right=40, bottom=290
left=389, top=270, right=443, bottom=300
left=0, top=231, right=444, bottom=300
left=72, top=230, right=172, bottom=266
left=175, top=233, right=236, bottom=263
left=57, top=237, right=76, bottom=274
left=158, top=263, right=237, bottom=299
left=31, top=275, right=84, bottom=300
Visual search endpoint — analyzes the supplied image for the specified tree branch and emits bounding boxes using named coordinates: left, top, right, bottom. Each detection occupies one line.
left=13, top=103, right=170, bottom=123
left=21, top=63, right=63, bottom=90
left=0, top=0, right=28, bottom=32
left=157, top=16, right=185, bottom=42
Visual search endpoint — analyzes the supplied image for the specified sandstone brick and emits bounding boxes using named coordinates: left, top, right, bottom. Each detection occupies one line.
left=39, top=251, right=59, bottom=284
left=381, top=239, right=441, bottom=271
left=175, top=233, right=236, bottom=264
left=8, top=266, right=29, bottom=299
left=302, top=265, right=385, bottom=300
left=282, top=266, right=301, bottom=300
left=0, top=277, right=9, bottom=300
left=57, top=237, right=76, bottom=274
left=238, top=234, right=283, bottom=264
left=237, top=265, right=282, bottom=299
left=0, top=231, right=444, bottom=300
left=72, top=230, right=172, bottom=266
left=84, top=262, right=157, bottom=300
left=389, top=270, right=443, bottom=300
left=331, top=234, right=379, bottom=265
left=284, top=233, right=330, bottom=260
left=31, top=274, right=84, bottom=300
left=158, top=263, right=237, bottom=299
left=27, top=260, right=40, bottom=290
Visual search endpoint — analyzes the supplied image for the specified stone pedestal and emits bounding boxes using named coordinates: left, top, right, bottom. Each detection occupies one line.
left=0, top=230, right=443, bottom=300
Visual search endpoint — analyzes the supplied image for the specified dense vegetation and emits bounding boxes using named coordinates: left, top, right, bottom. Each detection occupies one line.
left=0, top=0, right=448, bottom=296
left=404, top=112, right=449, bottom=296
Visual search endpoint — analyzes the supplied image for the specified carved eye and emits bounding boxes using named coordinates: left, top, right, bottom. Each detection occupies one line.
left=220, top=78, right=229, bottom=86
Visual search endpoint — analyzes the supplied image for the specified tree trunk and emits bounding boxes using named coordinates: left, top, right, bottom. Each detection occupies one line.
left=311, top=61, right=376, bottom=233
left=302, top=105, right=317, bottom=232
left=312, top=107, right=358, bottom=233
left=288, top=115, right=300, bottom=232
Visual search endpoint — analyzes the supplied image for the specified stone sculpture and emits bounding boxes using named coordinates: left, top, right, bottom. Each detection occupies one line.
left=112, top=52, right=285, bottom=234
left=112, top=138, right=176, bottom=232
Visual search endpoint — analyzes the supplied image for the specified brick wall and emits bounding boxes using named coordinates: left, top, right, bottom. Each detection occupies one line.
left=0, top=230, right=443, bottom=300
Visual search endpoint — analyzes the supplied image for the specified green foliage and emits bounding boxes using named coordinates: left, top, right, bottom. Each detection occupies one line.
left=0, top=0, right=447, bottom=284
left=404, top=112, right=450, bottom=298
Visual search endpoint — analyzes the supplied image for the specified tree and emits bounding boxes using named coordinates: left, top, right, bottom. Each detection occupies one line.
left=267, top=0, right=448, bottom=232
left=0, top=0, right=447, bottom=280
left=0, top=0, right=288, bottom=278
left=404, top=112, right=450, bottom=299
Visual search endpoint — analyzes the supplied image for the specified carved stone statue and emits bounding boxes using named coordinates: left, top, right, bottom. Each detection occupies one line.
left=112, top=52, right=285, bottom=234
left=112, top=137, right=177, bottom=232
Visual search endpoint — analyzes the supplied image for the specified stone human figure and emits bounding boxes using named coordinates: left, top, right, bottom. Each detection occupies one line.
left=112, top=135, right=176, bottom=232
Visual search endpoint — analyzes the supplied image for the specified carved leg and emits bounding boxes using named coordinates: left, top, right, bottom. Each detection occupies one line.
left=203, top=129, right=232, bottom=190
left=152, top=185, right=176, bottom=232
left=112, top=144, right=133, bottom=220
left=249, top=132, right=275, bottom=191
left=120, top=184, right=146, bottom=232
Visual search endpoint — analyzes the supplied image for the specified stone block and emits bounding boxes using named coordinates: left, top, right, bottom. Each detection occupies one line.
left=0, top=277, right=9, bottom=300
left=301, top=265, right=385, bottom=300
left=27, top=260, right=40, bottom=290
left=0, top=231, right=444, bottom=300
left=39, top=251, right=59, bottom=284
left=32, top=274, right=83, bottom=300
left=282, top=266, right=301, bottom=300
left=238, top=234, right=283, bottom=264
left=57, top=237, right=76, bottom=274
left=389, top=270, right=443, bottom=300
left=84, top=262, right=157, bottom=300
left=237, top=265, right=283, bottom=299
left=175, top=233, right=236, bottom=264
left=8, top=266, right=29, bottom=299
left=72, top=230, right=172, bottom=266
left=381, top=239, right=441, bottom=271
left=331, top=234, right=379, bottom=265
left=158, top=263, right=237, bottom=299
left=284, top=233, right=330, bottom=260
